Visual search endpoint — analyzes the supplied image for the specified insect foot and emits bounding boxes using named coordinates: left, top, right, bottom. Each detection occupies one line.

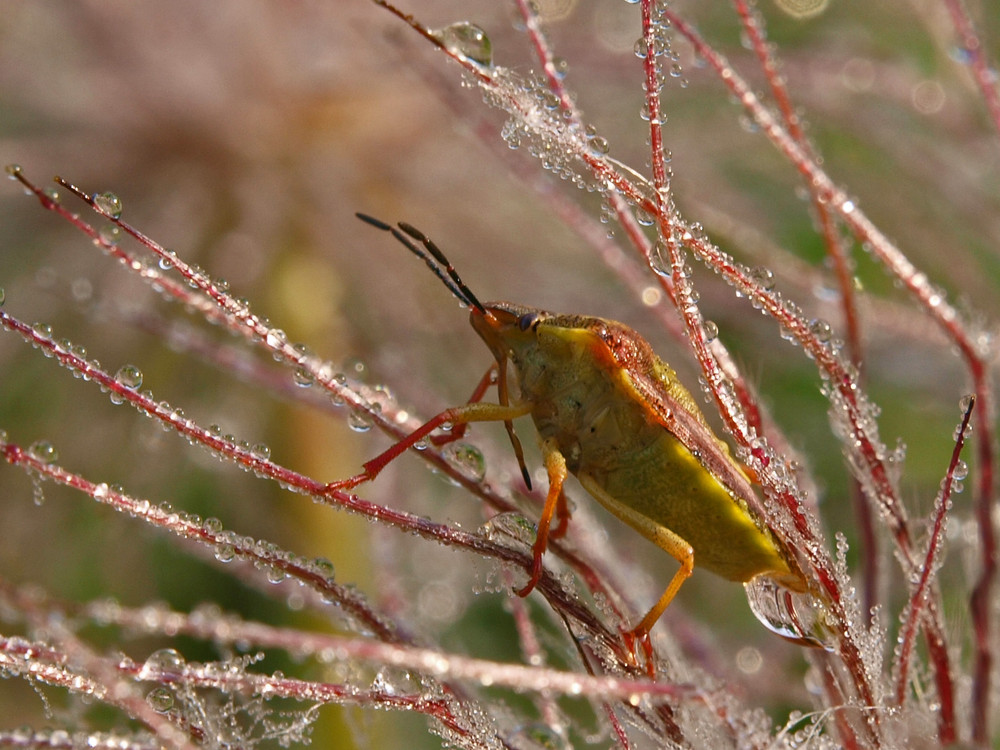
left=621, top=627, right=658, bottom=678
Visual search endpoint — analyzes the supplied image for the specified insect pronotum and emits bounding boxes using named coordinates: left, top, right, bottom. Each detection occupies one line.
left=328, top=214, right=808, bottom=672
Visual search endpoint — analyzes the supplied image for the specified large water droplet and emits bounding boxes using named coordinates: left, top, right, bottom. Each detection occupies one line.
left=114, top=364, right=143, bottom=390
left=952, top=459, right=969, bottom=481
left=312, top=557, right=335, bottom=580
left=749, top=266, right=775, bottom=291
left=348, top=409, right=374, bottom=433
left=744, top=576, right=835, bottom=651
left=92, top=191, right=123, bottom=220
left=432, top=22, right=493, bottom=67
left=146, top=686, right=174, bottom=713
left=447, top=443, right=487, bottom=482
left=139, top=648, right=185, bottom=679
left=28, top=440, right=58, bottom=464
left=478, top=511, right=535, bottom=547
left=293, top=367, right=314, bottom=388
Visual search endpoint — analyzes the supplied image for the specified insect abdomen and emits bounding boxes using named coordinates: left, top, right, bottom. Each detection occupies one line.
left=590, top=433, right=793, bottom=584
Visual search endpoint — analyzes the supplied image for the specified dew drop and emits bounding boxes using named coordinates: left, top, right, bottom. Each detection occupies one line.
left=348, top=410, right=374, bottom=433
left=98, top=224, right=122, bottom=246
left=139, top=648, right=185, bottom=679
left=703, top=319, right=719, bottom=342
left=250, top=442, right=271, bottom=461
left=203, top=517, right=223, bottom=534
left=114, top=364, right=143, bottom=390
left=265, top=328, right=287, bottom=350
left=447, top=443, right=487, bottom=482
left=478, top=511, right=535, bottom=546
left=5, top=163, right=22, bottom=178
left=432, top=22, right=493, bottom=67
left=952, top=459, right=969, bottom=481
left=293, top=367, right=314, bottom=388
left=635, top=207, right=655, bottom=226
left=28, top=440, right=58, bottom=464
left=92, top=191, right=123, bottom=220
left=214, top=544, right=236, bottom=563
left=145, top=686, right=174, bottom=713
left=588, top=135, right=610, bottom=155
left=744, top=576, right=834, bottom=651
left=266, top=566, right=287, bottom=584
left=510, top=723, right=569, bottom=750
left=808, top=318, right=833, bottom=343
left=312, top=557, right=335, bottom=579
left=749, top=266, right=775, bottom=291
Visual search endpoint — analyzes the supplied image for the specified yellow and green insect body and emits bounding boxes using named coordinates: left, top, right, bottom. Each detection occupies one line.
left=471, top=305, right=804, bottom=602
left=337, top=215, right=807, bottom=668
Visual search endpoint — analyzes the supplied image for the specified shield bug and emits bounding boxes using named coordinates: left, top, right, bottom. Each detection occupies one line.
left=329, top=214, right=808, bottom=671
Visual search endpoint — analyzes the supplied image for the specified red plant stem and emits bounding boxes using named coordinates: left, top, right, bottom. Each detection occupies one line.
left=943, top=0, right=1000, bottom=140
left=635, top=6, right=874, bottom=744
left=4, top=424, right=697, bottom=737
left=0, top=427, right=704, bottom=742
left=514, top=0, right=573, bottom=113
left=0, top=579, right=698, bottom=707
left=0, top=314, right=633, bottom=657
left=0, top=635, right=495, bottom=749
left=0, top=636, right=198, bottom=750
left=730, top=0, right=877, bottom=622
left=660, top=12, right=979, bottom=739
left=895, top=397, right=974, bottom=705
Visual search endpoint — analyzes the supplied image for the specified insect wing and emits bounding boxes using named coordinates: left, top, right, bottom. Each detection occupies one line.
left=595, top=322, right=759, bottom=511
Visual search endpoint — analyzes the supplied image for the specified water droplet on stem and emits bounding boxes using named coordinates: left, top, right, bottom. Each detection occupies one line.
left=92, top=191, right=123, bottom=220
left=744, top=576, right=835, bottom=651
left=432, top=22, right=493, bottom=67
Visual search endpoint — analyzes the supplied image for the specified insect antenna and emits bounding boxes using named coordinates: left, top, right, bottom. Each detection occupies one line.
left=356, top=212, right=532, bottom=491
left=356, top=213, right=488, bottom=315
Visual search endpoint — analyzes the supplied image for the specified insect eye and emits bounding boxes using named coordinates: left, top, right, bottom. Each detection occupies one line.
left=518, top=312, right=540, bottom=331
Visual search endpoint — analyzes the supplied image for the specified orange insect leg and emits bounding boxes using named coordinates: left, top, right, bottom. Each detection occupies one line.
left=325, top=398, right=531, bottom=492
left=516, top=439, right=568, bottom=597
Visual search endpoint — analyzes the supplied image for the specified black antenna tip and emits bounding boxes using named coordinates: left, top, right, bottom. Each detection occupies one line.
left=355, top=212, right=392, bottom=231
left=397, top=222, right=427, bottom=242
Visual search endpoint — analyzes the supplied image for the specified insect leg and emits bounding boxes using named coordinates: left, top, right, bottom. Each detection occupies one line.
left=325, top=401, right=533, bottom=492
left=577, top=474, right=694, bottom=676
left=429, top=364, right=498, bottom=447
left=550, top=489, right=571, bottom=539
left=496, top=358, right=532, bottom=490
left=516, top=438, right=568, bottom=597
